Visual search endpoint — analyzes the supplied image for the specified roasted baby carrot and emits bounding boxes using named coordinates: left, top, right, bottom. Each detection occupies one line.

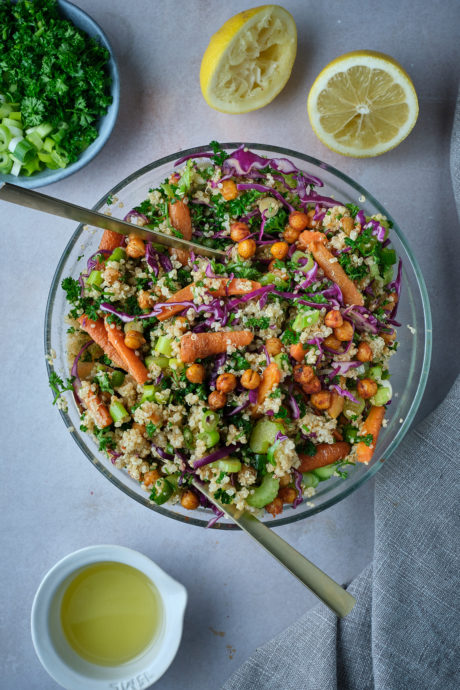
left=290, top=343, right=306, bottom=362
left=180, top=331, right=253, bottom=363
left=298, top=441, right=351, bottom=472
left=309, top=241, right=364, bottom=306
left=356, top=405, right=386, bottom=464
left=297, top=230, right=327, bottom=249
left=104, top=320, right=149, bottom=385
left=169, top=200, right=192, bottom=241
left=253, top=361, right=281, bottom=413
left=156, top=278, right=262, bottom=321
left=85, top=389, right=112, bottom=428
left=78, top=314, right=125, bottom=369
left=98, top=229, right=125, bottom=252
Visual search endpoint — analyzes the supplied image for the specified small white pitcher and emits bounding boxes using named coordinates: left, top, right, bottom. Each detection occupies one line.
left=31, top=545, right=187, bottom=690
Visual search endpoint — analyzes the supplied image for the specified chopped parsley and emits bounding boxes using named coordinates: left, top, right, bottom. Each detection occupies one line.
left=48, top=371, right=74, bottom=404
left=146, top=421, right=157, bottom=438
left=214, top=488, right=232, bottom=504
left=209, top=140, right=229, bottom=166
left=245, top=316, right=270, bottom=329
left=345, top=203, right=360, bottom=218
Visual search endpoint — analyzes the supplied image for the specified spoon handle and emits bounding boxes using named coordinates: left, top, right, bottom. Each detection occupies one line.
left=0, top=181, right=226, bottom=259
left=194, top=482, right=356, bottom=618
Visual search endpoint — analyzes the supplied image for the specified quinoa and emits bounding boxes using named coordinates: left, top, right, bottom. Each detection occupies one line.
left=58, top=143, right=401, bottom=524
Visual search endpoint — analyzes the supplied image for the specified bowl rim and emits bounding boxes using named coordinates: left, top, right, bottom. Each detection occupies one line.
left=0, top=0, right=120, bottom=189
left=44, top=142, right=432, bottom=529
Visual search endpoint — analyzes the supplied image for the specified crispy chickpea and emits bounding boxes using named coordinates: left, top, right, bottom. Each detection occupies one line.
left=302, top=375, right=322, bottom=394
left=186, top=363, right=205, bottom=384
left=279, top=475, right=291, bottom=488
left=216, top=372, right=237, bottom=393
left=230, top=221, right=250, bottom=242
left=148, top=411, right=162, bottom=426
left=126, top=233, right=146, bottom=258
left=279, top=487, right=298, bottom=504
left=124, top=330, right=146, bottom=350
left=221, top=179, right=238, bottom=201
left=342, top=216, right=354, bottom=234
left=382, top=291, right=399, bottom=312
left=293, top=364, right=315, bottom=387
left=181, top=490, right=199, bottom=510
left=381, top=329, right=396, bottom=345
left=104, top=267, right=120, bottom=285
left=357, top=378, right=378, bottom=399
left=357, top=342, right=373, bottom=362
left=290, top=343, right=306, bottom=362
left=143, top=469, right=160, bottom=487
left=305, top=209, right=318, bottom=228
left=265, top=496, right=283, bottom=517
left=283, top=225, right=301, bottom=243
left=324, top=309, right=344, bottom=328
left=266, top=337, right=283, bottom=356
left=323, top=334, right=342, bottom=350
left=237, top=238, right=257, bottom=259
left=270, top=241, right=289, bottom=261
left=137, top=290, right=152, bottom=310
left=288, top=211, right=309, bottom=231
left=310, top=391, right=332, bottom=410
left=241, top=369, right=261, bottom=390
left=334, top=321, right=354, bottom=341
left=208, top=390, right=227, bottom=410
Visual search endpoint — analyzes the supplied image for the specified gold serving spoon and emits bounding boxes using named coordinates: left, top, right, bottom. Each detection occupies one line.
left=0, top=181, right=226, bottom=259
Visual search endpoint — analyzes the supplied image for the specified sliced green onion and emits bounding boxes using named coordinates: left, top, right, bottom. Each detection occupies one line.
left=202, top=410, right=219, bottom=431
left=0, top=124, right=11, bottom=151
left=12, top=138, right=36, bottom=164
left=302, top=472, right=319, bottom=488
left=313, top=463, right=337, bottom=480
left=199, top=430, right=220, bottom=448
left=209, top=458, right=242, bottom=473
left=150, top=478, right=173, bottom=505
left=0, top=151, right=12, bottom=173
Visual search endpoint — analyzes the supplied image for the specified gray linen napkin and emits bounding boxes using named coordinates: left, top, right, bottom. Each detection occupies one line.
left=222, top=377, right=460, bottom=690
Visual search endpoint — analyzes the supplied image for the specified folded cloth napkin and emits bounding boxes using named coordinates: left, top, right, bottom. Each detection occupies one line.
left=222, top=376, right=460, bottom=690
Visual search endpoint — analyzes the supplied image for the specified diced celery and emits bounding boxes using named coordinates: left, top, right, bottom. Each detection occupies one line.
left=343, top=396, right=365, bottom=420
left=154, top=336, right=173, bottom=357
left=109, top=400, right=128, bottom=423
left=154, top=390, right=170, bottom=404
left=140, top=384, right=157, bottom=403
left=10, top=158, right=21, bottom=176
left=168, top=358, right=184, bottom=371
left=259, top=272, right=289, bottom=289
left=370, top=382, right=392, bottom=406
left=22, top=157, right=42, bottom=176
left=302, top=472, right=319, bottom=488
left=368, top=366, right=382, bottom=381
left=51, top=149, right=68, bottom=168
left=247, top=475, right=280, bottom=508
left=292, top=309, right=320, bottom=332
left=209, top=458, right=242, bottom=473
left=8, top=111, right=22, bottom=122
left=249, top=418, right=284, bottom=454
left=86, top=270, right=103, bottom=287
left=145, top=355, right=169, bottom=370
left=313, top=464, right=338, bottom=480
left=108, top=247, right=126, bottom=262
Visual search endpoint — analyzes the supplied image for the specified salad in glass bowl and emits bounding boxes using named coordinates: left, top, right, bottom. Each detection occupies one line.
left=55, top=142, right=405, bottom=524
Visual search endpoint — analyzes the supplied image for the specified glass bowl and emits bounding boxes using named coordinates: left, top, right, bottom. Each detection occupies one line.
left=44, top=143, right=432, bottom=529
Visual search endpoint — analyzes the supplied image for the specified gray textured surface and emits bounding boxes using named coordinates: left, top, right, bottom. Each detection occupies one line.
left=223, top=378, right=460, bottom=690
left=0, top=1, right=459, bottom=688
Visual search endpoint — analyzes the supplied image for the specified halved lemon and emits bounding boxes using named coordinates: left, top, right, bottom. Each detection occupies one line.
left=200, top=5, right=297, bottom=114
left=307, top=51, right=419, bottom=157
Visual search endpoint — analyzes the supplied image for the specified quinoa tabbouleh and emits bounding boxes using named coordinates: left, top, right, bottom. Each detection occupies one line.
left=58, top=143, right=401, bottom=522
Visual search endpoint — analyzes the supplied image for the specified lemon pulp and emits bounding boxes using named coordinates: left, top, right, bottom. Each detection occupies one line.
left=307, top=51, right=419, bottom=157
left=60, top=562, right=163, bottom=666
left=200, top=5, right=297, bottom=113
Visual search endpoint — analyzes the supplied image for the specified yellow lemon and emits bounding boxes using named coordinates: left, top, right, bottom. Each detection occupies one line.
left=200, top=5, right=297, bottom=114
left=307, top=51, right=419, bottom=157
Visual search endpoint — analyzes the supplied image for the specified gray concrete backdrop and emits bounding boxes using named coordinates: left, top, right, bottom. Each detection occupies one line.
left=1, top=1, right=459, bottom=688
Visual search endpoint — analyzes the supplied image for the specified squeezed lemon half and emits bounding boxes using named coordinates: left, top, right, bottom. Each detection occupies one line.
left=307, top=50, right=419, bottom=157
left=200, top=5, right=297, bottom=114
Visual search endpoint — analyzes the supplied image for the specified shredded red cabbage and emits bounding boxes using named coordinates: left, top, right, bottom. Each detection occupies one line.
left=330, top=384, right=359, bottom=403
left=152, top=445, right=174, bottom=461
left=236, top=183, right=295, bottom=213
left=287, top=391, right=300, bottom=419
left=227, top=400, right=250, bottom=416
left=356, top=210, right=366, bottom=226
left=70, top=340, right=93, bottom=404
left=343, top=305, right=379, bottom=334
left=209, top=353, right=227, bottom=389
left=275, top=430, right=288, bottom=442
left=193, top=444, right=238, bottom=469
left=292, top=469, right=303, bottom=508
left=145, top=243, right=159, bottom=277
left=294, top=262, right=318, bottom=292
left=158, top=252, right=173, bottom=272
left=248, top=388, right=258, bottom=405
left=387, top=259, right=402, bottom=318
left=330, top=361, right=362, bottom=377
left=174, top=151, right=213, bottom=166
left=124, top=209, right=149, bottom=225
